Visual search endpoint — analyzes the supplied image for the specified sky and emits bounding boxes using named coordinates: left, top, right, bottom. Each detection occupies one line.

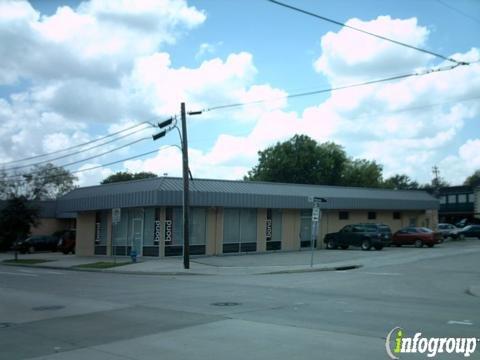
left=0, top=0, right=479, bottom=187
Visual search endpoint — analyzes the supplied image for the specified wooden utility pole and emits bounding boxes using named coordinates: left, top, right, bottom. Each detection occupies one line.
left=181, top=102, right=190, bottom=269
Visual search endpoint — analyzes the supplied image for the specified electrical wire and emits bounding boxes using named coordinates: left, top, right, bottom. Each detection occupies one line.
left=0, top=121, right=154, bottom=166
left=2, top=136, right=152, bottom=179
left=2, top=125, right=153, bottom=171
left=266, top=0, right=469, bottom=65
left=3, top=146, right=177, bottom=184
left=435, top=0, right=480, bottom=25
left=202, top=62, right=467, bottom=113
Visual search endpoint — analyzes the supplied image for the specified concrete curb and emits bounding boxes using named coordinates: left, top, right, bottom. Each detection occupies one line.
left=2, top=260, right=364, bottom=277
left=257, top=264, right=363, bottom=275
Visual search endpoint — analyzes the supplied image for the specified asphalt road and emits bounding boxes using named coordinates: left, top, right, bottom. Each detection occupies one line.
left=1, top=241, right=479, bottom=360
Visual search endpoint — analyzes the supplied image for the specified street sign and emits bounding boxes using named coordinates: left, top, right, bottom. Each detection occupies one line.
left=308, top=196, right=327, bottom=204
left=112, top=208, right=121, bottom=224
left=312, top=206, right=320, bottom=222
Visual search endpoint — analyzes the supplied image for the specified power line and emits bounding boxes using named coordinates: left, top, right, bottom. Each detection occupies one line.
left=0, top=121, right=154, bottom=166
left=4, top=146, right=177, bottom=183
left=202, top=62, right=468, bottom=113
left=266, top=0, right=469, bottom=65
left=435, top=0, right=480, bottom=25
left=2, top=125, right=153, bottom=172
left=2, top=136, right=152, bottom=179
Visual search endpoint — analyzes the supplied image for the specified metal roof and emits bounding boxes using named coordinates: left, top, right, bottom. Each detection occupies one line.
left=57, top=177, right=439, bottom=212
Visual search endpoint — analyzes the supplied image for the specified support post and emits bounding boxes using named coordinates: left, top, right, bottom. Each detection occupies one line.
left=181, top=102, right=190, bottom=269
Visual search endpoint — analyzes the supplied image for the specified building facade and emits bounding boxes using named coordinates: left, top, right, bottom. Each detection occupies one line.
left=57, top=177, right=439, bottom=257
left=437, top=186, right=479, bottom=225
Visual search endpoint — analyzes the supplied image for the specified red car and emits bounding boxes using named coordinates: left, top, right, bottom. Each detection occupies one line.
left=392, top=227, right=442, bottom=248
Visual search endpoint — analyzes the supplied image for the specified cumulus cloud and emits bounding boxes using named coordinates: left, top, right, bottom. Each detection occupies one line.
left=314, top=15, right=432, bottom=84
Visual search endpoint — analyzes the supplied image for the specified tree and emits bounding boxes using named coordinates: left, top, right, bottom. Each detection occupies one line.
left=0, top=196, right=39, bottom=251
left=101, top=171, right=158, bottom=184
left=464, top=170, right=480, bottom=188
left=0, top=163, right=77, bottom=200
left=246, top=135, right=348, bottom=185
left=341, top=159, right=384, bottom=188
left=383, top=174, right=420, bottom=190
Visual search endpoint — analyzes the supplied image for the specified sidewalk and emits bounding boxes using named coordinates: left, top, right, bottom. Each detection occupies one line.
left=0, top=250, right=363, bottom=276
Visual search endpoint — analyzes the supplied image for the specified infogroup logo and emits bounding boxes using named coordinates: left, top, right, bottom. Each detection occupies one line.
left=385, top=327, right=479, bottom=359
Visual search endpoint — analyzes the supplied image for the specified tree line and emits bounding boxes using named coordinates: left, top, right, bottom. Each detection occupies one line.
left=245, top=134, right=480, bottom=190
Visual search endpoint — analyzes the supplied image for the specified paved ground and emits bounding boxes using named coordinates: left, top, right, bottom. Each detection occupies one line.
left=1, top=239, right=479, bottom=359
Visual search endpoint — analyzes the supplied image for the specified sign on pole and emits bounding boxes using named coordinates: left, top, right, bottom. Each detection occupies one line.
left=112, top=208, right=121, bottom=224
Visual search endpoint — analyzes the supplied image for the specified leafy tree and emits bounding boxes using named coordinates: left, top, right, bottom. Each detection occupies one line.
left=341, top=159, right=384, bottom=188
left=383, top=174, right=420, bottom=190
left=0, top=196, right=39, bottom=251
left=0, top=163, right=77, bottom=200
left=464, top=170, right=480, bottom=188
left=101, top=171, right=158, bottom=184
left=246, top=135, right=348, bottom=185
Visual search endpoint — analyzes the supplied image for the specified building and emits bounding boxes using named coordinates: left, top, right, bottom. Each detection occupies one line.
left=437, top=186, right=479, bottom=225
left=56, top=177, right=439, bottom=257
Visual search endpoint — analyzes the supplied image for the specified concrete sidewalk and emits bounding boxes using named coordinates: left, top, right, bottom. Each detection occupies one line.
left=0, top=250, right=363, bottom=276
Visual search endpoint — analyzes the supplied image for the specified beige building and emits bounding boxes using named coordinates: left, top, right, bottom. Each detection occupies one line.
left=57, top=177, right=439, bottom=257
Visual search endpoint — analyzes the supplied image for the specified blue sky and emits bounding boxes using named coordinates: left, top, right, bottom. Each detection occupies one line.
left=1, top=0, right=479, bottom=186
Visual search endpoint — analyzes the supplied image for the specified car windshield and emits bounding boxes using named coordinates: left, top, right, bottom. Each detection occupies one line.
left=418, top=228, right=433, bottom=233
left=462, top=225, right=472, bottom=231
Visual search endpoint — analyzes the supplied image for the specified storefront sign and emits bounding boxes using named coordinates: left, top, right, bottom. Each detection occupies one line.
left=165, top=207, right=173, bottom=244
left=266, top=209, right=272, bottom=241
left=154, top=208, right=161, bottom=244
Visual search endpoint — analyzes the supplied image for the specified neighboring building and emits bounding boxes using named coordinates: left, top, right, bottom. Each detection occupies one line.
left=0, top=200, right=76, bottom=238
left=56, top=177, right=439, bottom=258
left=437, top=186, right=479, bottom=225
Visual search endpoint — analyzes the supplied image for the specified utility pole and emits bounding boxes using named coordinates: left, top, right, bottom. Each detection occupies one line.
left=432, top=165, right=440, bottom=196
left=181, top=102, right=190, bottom=269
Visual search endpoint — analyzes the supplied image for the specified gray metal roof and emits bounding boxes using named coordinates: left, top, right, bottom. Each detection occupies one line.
left=57, top=177, right=439, bottom=212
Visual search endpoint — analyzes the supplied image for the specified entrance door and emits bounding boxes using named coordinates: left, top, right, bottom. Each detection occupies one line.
left=131, top=218, right=143, bottom=256
left=300, top=210, right=312, bottom=248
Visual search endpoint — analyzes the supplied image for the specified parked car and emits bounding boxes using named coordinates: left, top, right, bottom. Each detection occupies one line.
left=437, top=223, right=457, bottom=240
left=324, top=223, right=392, bottom=251
left=56, top=230, right=76, bottom=254
left=392, top=227, right=442, bottom=248
left=15, top=235, right=58, bottom=254
left=450, top=225, right=480, bottom=240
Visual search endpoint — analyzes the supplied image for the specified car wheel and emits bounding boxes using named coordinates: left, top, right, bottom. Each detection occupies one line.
left=326, top=240, right=337, bottom=250
left=414, top=239, right=423, bottom=248
left=361, top=239, right=371, bottom=251
left=340, top=245, right=349, bottom=250
left=28, top=245, right=35, bottom=254
left=374, top=245, right=383, bottom=250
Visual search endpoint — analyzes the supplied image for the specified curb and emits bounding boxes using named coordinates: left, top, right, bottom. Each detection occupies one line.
left=2, top=260, right=364, bottom=276
left=257, top=264, right=363, bottom=275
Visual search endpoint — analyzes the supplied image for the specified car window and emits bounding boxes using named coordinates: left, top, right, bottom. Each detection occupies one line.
left=418, top=228, right=432, bottom=233
left=407, top=228, right=417, bottom=233
left=341, top=225, right=352, bottom=232
left=438, top=224, right=446, bottom=230
left=352, top=226, right=364, bottom=232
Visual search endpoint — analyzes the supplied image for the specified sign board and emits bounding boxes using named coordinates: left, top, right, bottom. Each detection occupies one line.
left=112, top=208, right=121, bottom=224
left=308, top=196, right=327, bottom=204
left=312, top=206, right=320, bottom=222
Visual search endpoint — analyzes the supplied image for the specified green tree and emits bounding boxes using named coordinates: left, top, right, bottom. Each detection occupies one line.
left=246, top=135, right=348, bottom=185
left=464, top=170, right=480, bottom=188
left=0, top=196, right=39, bottom=251
left=101, top=171, right=158, bottom=184
left=341, top=159, right=384, bottom=188
left=383, top=174, right=420, bottom=190
left=0, top=163, right=77, bottom=200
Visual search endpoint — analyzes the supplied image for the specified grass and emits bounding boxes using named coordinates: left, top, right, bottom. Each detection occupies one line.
left=74, top=261, right=131, bottom=269
left=3, top=259, right=51, bottom=265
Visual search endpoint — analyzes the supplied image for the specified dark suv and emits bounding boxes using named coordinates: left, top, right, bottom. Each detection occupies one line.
left=15, top=235, right=58, bottom=254
left=324, top=223, right=392, bottom=251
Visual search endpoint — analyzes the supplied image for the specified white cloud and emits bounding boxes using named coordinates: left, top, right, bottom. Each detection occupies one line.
left=314, top=15, right=432, bottom=84
left=76, top=163, right=114, bottom=186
